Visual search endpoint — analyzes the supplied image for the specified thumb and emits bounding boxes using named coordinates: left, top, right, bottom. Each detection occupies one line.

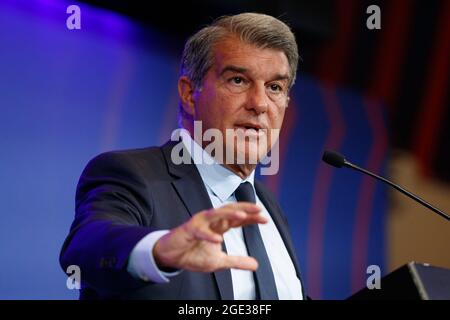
left=220, top=255, right=258, bottom=271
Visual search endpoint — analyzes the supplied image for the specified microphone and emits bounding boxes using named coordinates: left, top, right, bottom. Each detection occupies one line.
left=322, top=150, right=450, bottom=222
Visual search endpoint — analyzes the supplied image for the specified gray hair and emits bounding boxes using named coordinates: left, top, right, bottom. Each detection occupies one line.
left=178, top=12, right=299, bottom=123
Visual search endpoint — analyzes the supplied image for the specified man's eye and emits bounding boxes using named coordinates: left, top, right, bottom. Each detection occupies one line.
left=230, top=77, right=244, bottom=85
left=269, top=84, right=282, bottom=92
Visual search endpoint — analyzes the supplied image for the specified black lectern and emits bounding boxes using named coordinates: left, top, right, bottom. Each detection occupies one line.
left=348, top=262, right=450, bottom=300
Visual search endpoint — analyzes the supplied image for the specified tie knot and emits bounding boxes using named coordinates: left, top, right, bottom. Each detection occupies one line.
left=234, top=181, right=256, bottom=204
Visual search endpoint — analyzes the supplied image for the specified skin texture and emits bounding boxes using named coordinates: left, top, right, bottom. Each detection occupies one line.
left=154, top=36, right=290, bottom=272
left=180, top=36, right=290, bottom=178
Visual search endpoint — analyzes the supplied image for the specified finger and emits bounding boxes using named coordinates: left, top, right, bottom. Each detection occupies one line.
left=225, top=202, right=262, bottom=214
left=204, top=210, right=266, bottom=235
left=184, top=210, right=233, bottom=238
left=220, top=255, right=259, bottom=271
left=192, top=225, right=223, bottom=243
left=203, top=207, right=268, bottom=233
left=202, top=207, right=246, bottom=224
left=204, top=209, right=245, bottom=234
left=204, top=205, right=263, bottom=223
left=228, top=213, right=268, bottom=228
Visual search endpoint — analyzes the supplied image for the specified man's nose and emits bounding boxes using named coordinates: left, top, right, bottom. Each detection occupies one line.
left=246, top=84, right=269, bottom=114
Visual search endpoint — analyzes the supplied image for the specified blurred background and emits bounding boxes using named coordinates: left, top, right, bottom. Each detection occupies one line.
left=0, top=0, right=449, bottom=299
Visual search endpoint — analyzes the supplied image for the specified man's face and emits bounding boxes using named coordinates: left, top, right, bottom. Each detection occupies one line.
left=190, top=36, right=290, bottom=170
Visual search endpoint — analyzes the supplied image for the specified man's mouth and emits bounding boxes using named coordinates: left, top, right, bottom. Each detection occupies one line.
left=234, top=123, right=266, bottom=136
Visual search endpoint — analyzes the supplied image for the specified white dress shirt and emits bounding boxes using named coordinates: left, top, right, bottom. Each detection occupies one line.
left=127, top=131, right=303, bottom=299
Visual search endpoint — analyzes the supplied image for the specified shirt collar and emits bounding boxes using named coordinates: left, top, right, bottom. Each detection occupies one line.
left=180, top=130, right=255, bottom=202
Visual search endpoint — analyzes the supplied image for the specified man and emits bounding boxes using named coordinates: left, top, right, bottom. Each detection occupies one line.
left=60, top=12, right=305, bottom=300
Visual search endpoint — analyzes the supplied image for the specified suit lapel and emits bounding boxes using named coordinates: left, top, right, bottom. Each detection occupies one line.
left=161, top=141, right=234, bottom=299
left=172, top=172, right=212, bottom=218
left=254, top=181, right=302, bottom=280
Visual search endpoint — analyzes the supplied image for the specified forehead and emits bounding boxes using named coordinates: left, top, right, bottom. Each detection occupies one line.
left=211, top=36, right=290, bottom=77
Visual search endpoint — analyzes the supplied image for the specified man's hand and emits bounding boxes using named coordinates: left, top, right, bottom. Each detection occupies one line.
left=153, top=202, right=267, bottom=272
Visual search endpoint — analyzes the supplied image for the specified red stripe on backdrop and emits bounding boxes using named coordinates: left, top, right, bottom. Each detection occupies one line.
left=350, top=0, right=411, bottom=294
left=413, top=1, right=450, bottom=177
left=264, top=98, right=298, bottom=196
left=316, top=0, right=358, bottom=85
left=306, top=85, right=345, bottom=299
left=307, top=0, right=358, bottom=299
left=350, top=99, right=388, bottom=293
left=368, top=0, right=412, bottom=113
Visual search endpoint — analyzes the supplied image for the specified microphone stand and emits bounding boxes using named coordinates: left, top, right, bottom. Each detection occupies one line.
left=323, top=150, right=450, bottom=222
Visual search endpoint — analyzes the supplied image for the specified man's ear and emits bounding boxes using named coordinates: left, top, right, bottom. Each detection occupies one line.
left=178, top=76, right=196, bottom=118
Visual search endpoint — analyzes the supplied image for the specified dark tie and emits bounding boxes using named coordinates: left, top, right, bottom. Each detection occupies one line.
left=234, top=182, right=279, bottom=300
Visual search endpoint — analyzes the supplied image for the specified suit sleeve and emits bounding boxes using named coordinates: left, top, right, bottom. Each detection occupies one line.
left=59, top=151, right=158, bottom=295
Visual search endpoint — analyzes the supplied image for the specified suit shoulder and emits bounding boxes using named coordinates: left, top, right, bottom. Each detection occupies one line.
left=88, top=146, right=162, bottom=164
left=82, top=146, right=166, bottom=178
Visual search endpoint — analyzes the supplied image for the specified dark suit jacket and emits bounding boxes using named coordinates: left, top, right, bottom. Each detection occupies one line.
left=60, top=140, right=304, bottom=299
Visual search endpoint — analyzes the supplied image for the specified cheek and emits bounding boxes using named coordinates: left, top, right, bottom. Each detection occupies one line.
left=196, top=93, right=229, bottom=131
left=195, top=90, right=216, bottom=120
left=213, top=94, right=242, bottom=126
left=266, top=108, right=285, bottom=145
left=269, top=108, right=286, bottom=129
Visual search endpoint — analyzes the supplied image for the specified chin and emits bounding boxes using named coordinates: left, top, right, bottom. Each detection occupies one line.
left=232, top=141, right=267, bottom=166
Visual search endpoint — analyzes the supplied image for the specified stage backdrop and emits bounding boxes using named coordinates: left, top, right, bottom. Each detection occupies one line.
left=0, top=0, right=387, bottom=299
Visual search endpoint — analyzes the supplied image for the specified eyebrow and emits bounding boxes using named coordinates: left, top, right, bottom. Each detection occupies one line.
left=219, top=65, right=290, bottom=82
left=219, top=65, right=248, bottom=76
